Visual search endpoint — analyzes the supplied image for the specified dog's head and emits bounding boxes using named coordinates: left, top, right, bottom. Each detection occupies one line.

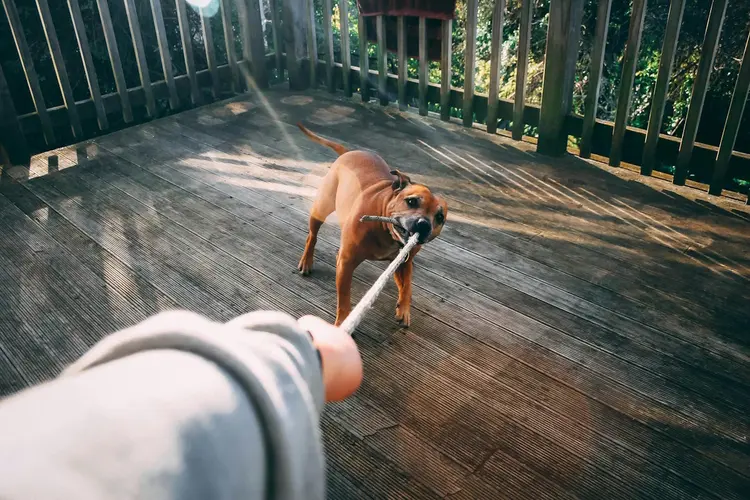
left=386, top=170, right=448, bottom=245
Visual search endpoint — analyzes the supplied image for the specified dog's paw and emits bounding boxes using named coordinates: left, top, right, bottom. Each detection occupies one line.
left=395, top=305, right=411, bottom=328
left=297, top=257, right=313, bottom=276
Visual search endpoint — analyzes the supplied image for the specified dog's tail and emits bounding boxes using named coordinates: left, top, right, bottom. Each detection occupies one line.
left=297, top=122, right=349, bottom=156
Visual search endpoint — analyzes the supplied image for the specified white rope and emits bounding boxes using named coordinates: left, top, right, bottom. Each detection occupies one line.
left=340, top=233, right=420, bottom=335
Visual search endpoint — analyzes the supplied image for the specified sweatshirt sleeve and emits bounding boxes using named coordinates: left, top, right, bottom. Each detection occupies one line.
left=0, top=310, right=327, bottom=500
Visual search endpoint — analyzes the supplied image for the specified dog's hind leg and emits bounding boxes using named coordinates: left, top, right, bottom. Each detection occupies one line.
left=298, top=180, right=336, bottom=276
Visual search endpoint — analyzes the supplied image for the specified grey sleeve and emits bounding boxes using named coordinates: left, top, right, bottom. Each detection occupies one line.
left=0, top=310, right=327, bottom=500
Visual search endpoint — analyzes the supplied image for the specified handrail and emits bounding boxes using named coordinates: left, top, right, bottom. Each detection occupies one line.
left=0, top=0, right=748, bottom=203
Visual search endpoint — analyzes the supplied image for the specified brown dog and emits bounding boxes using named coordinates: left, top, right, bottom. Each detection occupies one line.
left=297, top=123, right=448, bottom=327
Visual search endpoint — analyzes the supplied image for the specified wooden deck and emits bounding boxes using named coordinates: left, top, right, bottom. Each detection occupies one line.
left=1, top=88, right=749, bottom=499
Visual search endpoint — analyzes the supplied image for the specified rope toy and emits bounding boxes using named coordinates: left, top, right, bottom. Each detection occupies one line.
left=339, top=216, right=421, bottom=335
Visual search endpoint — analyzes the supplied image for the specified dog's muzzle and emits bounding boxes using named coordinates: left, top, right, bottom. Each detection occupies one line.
left=413, top=217, right=432, bottom=244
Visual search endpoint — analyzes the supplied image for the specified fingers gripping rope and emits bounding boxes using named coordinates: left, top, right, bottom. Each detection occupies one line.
left=339, top=217, right=421, bottom=335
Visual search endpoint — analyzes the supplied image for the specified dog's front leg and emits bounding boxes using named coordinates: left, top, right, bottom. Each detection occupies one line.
left=335, top=253, right=361, bottom=326
left=394, top=258, right=413, bottom=327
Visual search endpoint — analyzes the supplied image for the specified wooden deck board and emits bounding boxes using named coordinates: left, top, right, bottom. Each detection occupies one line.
left=0, top=88, right=748, bottom=499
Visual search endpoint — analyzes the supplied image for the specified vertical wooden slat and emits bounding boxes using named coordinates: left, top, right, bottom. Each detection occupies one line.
left=486, top=0, right=505, bottom=134
left=418, top=17, right=428, bottom=116
left=440, top=19, right=452, bottom=121
left=150, top=0, right=180, bottom=109
left=220, top=0, right=241, bottom=93
left=579, top=0, right=612, bottom=158
left=537, top=0, right=585, bottom=155
left=36, top=0, right=83, bottom=139
left=512, top=0, right=532, bottom=139
left=67, top=0, right=108, bottom=130
left=640, top=0, right=685, bottom=174
left=0, top=62, right=29, bottom=165
left=124, top=0, right=156, bottom=117
left=323, top=0, right=335, bottom=92
left=462, top=0, right=478, bottom=127
left=674, top=0, right=728, bottom=185
left=2, top=0, right=55, bottom=144
left=269, top=0, right=284, bottom=80
left=177, top=0, right=202, bottom=104
left=709, top=31, right=750, bottom=196
left=377, top=15, right=388, bottom=105
left=397, top=16, right=407, bottom=109
left=201, top=8, right=221, bottom=99
left=358, top=12, right=370, bottom=101
left=307, top=0, right=318, bottom=87
left=609, top=0, right=647, bottom=167
left=247, top=0, right=270, bottom=88
left=95, top=0, right=133, bottom=123
left=340, top=0, right=351, bottom=96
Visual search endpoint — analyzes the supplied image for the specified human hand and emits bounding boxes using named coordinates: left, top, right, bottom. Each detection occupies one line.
left=297, top=315, right=363, bottom=402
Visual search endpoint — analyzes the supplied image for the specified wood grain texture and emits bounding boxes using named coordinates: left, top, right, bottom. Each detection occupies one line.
left=201, top=8, right=221, bottom=98
left=323, top=0, right=335, bottom=92
left=377, top=15, right=388, bottom=105
left=358, top=12, right=370, bottom=101
left=579, top=0, right=612, bottom=158
left=1, top=88, right=749, bottom=499
left=674, top=0, right=728, bottom=185
left=306, top=0, right=318, bottom=88
left=268, top=0, right=284, bottom=80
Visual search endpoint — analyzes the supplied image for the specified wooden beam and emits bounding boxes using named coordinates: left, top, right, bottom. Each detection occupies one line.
left=67, top=0, right=108, bottom=130
left=0, top=61, right=29, bottom=165
left=124, top=0, right=157, bottom=117
left=358, top=13, right=370, bottom=101
left=440, top=19, right=452, bottom=122
left=397, top=16, right=407, bottom=109
left=709, top=31, right=750, bottom=196
left=674, top=0, right=728, bottom=185
left=281, top=0, right=306, bottom=89
left=418, top=17, right=428, bottom=115
left=463, top=0, right=478, bottom=127
left=177, top=0, right=202, bottom=104
left=2, top=0, right=55, bottom=145
left=220, top=0, right=241, bottom=93
left=201, top=8, right=221, bottom=99
left=268, top=0, right=284, bottom=80
left=95, top=0, right=132, bottom=123
left=377, top=15, right=388, bottom=105
left=512, top=0, right=532, bottom=139
left=150, top=0, right=180, bottom=109
left=306, top=0, right=318, bottom=87
left=537, top=0, right=584, bottom=155
left=641, top=0, right=685, bottom=174
left=235, top=0, right=269, bottom=89
left=36, top=0, right=83, bottom=139
left=487, top=0, right=506, bottom=134
left=323, top=0, right=335, bottom=92
left=579, top=0, right=612, bottom=158
left=340, top=0, right=351, bottom=96
left=609, top=0, right=647, bottom=167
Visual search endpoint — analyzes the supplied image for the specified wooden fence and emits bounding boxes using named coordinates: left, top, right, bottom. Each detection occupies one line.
left=1, top=0, right=749, bottom=203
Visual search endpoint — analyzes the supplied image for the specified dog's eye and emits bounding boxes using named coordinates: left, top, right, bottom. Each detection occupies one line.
left=435, top=212, right=444, bottom=225
left=406, top=197, right=419, bottom=208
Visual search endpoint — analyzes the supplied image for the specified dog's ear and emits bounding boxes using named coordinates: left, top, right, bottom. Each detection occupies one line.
left=390, top=170, right=411, bottom=191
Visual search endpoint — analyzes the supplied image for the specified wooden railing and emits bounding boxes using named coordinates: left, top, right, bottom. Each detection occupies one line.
left=1, top=0, right=749, bottom=203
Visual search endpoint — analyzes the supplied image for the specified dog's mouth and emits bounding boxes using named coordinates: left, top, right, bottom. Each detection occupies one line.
left=390, top=223, right=409, bottom=246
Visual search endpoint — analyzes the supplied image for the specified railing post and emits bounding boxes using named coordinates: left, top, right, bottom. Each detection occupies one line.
left=281, top=0, right=309, bottom=89
left=537, top=0, right=584, bottom=156
left=0, top=62, right=29, bottom=166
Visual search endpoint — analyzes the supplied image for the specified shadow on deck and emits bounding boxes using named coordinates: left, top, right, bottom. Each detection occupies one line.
left=0, top=88, right=748, bottom=499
